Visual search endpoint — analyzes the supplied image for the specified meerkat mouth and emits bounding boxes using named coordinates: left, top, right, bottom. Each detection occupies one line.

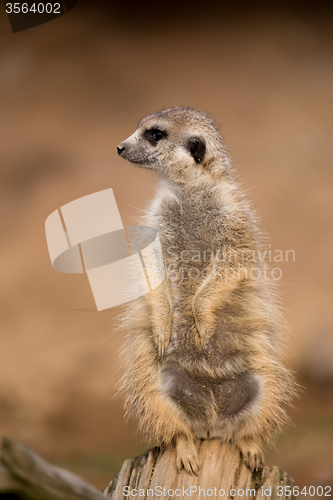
left=126, top=156, right=155, bottom=169
left=128, top=159, right=152, bottom=168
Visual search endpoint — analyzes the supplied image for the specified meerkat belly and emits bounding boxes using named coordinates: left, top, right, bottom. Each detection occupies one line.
left=157, top=282, right=262, bottom=435
left=167, top=285, right=248, bottom=371
left=158, top=360, right=260, bottom=436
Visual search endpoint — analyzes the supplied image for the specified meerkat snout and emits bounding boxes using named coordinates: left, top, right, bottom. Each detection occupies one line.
left=117, top=144, right=125, bottom=156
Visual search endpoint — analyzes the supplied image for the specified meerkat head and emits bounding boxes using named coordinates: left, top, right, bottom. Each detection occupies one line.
left=117, top=107, right=229, bottom=183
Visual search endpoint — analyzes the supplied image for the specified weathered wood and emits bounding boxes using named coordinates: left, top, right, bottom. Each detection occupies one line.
left=0, top=436, right=105, bottom=499
left=104, top=440, right=295, bottom=500
left=0, top=437, right=295, bottom=500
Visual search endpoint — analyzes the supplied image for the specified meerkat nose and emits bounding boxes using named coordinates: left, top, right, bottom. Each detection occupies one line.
left=117, top=144, right=126, bottom=156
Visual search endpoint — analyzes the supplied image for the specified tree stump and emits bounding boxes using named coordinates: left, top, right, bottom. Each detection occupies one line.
left=104, top=440, right=295, bottom=499
left=0, top=437, right=295, bottom=499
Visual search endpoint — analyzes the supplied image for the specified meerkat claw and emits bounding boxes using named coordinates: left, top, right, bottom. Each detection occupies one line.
left=177, top=455, right=199, bottom=476
left=238, top=441, right=264, bottom=472
left=197, top=332, right=211, bottom=356
left=194, top=320, right=212, bottom=355
left=175, top=436, right=199, bottom=476
left=155, top=335, right=170, bottom=360
left=203, top=338, right=211, bottom=355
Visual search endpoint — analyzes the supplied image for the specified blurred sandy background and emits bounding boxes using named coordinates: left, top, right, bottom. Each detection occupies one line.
left=0, top=0, right=332, bottom=491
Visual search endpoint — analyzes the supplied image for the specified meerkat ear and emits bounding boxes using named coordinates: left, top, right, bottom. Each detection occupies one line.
left=187, top=137, right=206, bottom=164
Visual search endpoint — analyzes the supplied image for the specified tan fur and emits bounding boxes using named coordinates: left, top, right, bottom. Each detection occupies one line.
left=116, top=107, right=296, bottom=474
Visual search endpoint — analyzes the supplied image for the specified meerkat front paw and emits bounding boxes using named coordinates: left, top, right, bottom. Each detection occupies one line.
left=194, top=318, right=212, bottom=356
left=155, top=334, right=169, bottom=360
left=238, top=440, right=264, bottom=472
left=175, top=435, right=199, bottom=476
left=153, top=325, right=171, bottom=360
left=192, top=297, right=213, bottom=355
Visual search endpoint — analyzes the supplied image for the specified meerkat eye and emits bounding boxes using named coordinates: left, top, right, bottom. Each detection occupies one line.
left=144, top=128, right=167, bottom=146
left=153, top=130, right=164, bottom=140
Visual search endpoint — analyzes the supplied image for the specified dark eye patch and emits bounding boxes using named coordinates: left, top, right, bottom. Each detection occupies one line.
left=186, top=137, right=206, bottom=164
left=144, top=128, right=168, bottom=146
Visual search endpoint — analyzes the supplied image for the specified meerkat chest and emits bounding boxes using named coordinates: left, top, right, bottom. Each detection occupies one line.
left=153, top=193, right=229, bottom=287
left=159, top=193, right=225, bottom=252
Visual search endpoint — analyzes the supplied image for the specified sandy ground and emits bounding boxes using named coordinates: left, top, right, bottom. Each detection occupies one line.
left=0, top=1, right=332, bottom=491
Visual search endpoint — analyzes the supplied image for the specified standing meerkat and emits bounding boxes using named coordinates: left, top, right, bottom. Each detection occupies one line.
left=116, top=107, right=295, bottom=475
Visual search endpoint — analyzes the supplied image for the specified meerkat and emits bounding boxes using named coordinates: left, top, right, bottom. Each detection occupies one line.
left=116, top=107, right=295, bottom=475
